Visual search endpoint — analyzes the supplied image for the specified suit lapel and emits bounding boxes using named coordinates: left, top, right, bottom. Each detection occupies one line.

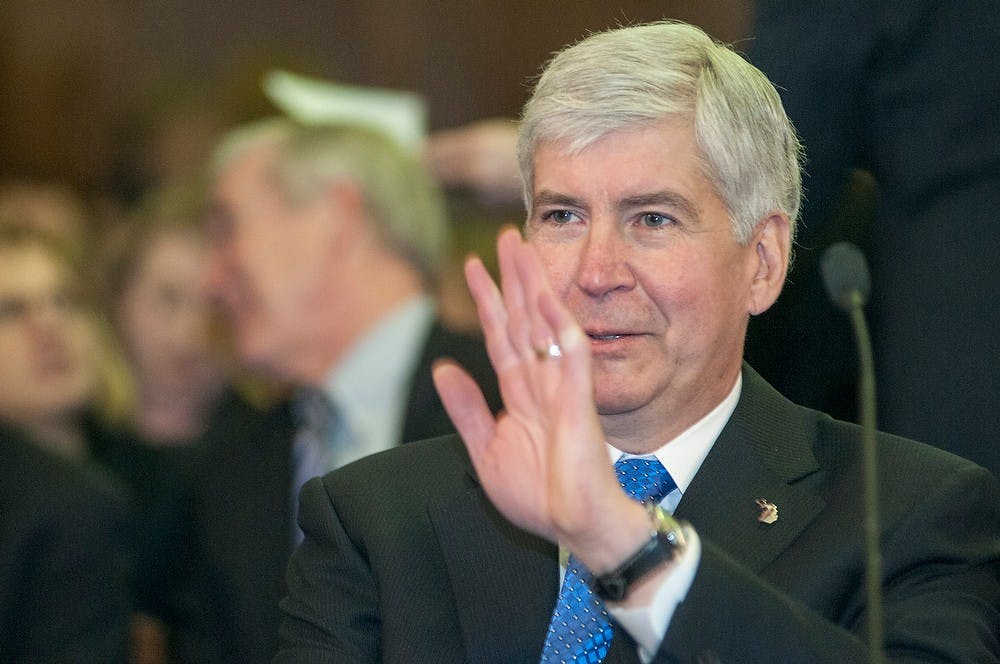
left=675, top=365, right=826, bottom=573
left=400, top=323, right=449, bottom=443
left=401, top=323, right=502, bottom=444
left=429, top=471, right=558, bottom=662
left=605, top=629, right=643, bottom=664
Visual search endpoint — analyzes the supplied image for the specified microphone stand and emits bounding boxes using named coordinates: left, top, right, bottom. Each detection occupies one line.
left=844, top=290, right=884, bottom=664
left=822, top=242, right=884, bottom=664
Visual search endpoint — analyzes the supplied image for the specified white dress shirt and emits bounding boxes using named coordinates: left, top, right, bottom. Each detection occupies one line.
left=318, top=295, right=436, bottom=469
left=581, top=373, right=743, bottom=662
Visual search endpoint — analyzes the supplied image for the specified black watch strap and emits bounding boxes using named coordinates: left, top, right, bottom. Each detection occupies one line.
left=590, top=505, right=684, bottom=602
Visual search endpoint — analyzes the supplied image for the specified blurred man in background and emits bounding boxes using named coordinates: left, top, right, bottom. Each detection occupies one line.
left=186, top=119, right=499, bottom=662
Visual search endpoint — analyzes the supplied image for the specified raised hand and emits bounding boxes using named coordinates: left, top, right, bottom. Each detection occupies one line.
left=433, top=228, right=644, bottom=567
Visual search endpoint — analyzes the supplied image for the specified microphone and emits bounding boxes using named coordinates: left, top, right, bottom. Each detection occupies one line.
left=821, top=242, right=884, bottom=664
left=820, top=242, right=871, bottom=311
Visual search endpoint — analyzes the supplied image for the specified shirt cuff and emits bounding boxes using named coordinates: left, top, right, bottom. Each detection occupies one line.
left=606, top=524, right=701, bottom=663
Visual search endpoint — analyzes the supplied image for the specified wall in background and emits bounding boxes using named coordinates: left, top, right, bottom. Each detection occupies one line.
left=0, top=2, right=751, bottom=195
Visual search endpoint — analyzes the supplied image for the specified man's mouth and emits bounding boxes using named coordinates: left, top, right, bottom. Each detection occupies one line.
left=587, top=333, right=625, bottom=341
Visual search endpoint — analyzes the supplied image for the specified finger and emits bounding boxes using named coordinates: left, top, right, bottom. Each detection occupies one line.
left=511, top=235, right=560, bottom=358
left=464, top=254, right=517, bottom=374
left=465, top=252, right=545, bottom=419
left=496, top=227, right=535, bottom=363
left=537, top=290, right=612, bottom=503
left=539, top=291, right=592, bottom=404
left=432, top=359, right=498, bottom=461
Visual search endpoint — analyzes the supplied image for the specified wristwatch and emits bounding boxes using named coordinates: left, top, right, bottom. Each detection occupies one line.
left=590, top=503, right=686, bottom=602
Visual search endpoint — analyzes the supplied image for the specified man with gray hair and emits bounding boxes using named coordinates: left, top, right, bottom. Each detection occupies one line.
left=188, top=119, right=499, bottom=662
left=277, top=22, right=1000, bottom=663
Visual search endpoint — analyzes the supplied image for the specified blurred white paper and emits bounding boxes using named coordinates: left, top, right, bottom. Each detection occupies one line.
left=263, top=69, right=428, bottom=153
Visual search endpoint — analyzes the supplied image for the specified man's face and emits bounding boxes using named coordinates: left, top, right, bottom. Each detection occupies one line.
left=526, top=120, right=774, bottom=440
left=0, top=243, right=96, bottom=424
left=204, top=145, right=334, bottom=379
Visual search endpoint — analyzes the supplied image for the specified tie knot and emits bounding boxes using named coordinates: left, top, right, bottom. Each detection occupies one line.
left=294, top=388, right=339, bottom=440
left=614, top=457, right=676, bottom=504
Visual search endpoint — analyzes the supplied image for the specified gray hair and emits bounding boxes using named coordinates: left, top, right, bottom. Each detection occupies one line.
left=212, top=118, right=450, bottom=283
left=518, top=21, right=802, bottom=246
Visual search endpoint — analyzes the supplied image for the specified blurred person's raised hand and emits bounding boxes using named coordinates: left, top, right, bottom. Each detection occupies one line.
left=425, top=119, right=522, bottom=207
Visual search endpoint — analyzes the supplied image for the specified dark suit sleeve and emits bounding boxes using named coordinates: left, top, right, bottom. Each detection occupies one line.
left=654, top=464, right=1000, bottom=663
left=5, top=477, right=133, bottom=663
left=275, top=477, right=381, bottom=664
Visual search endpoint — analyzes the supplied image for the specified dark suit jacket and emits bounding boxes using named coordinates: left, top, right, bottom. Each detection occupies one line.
left=0, top=425, right=133, bottom=663
left=744, top=1, right=1000, bottom=478
left=276, top=365, right=1000, bottom=663
left=181, top=323, right=499, bottom=663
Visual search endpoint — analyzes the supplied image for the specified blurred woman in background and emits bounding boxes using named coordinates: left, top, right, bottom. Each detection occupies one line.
left=0, top=218, right=135, bottom=661
left=100, top=179, right=226, bottom=449
left=92, top=179, right=245, bottom=663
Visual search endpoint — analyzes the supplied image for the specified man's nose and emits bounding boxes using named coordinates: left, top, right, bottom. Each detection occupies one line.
left=574, top=222, right=636, bottom=298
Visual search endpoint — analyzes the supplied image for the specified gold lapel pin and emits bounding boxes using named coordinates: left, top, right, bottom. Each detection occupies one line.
left=755, top=498, right=778, bottom=524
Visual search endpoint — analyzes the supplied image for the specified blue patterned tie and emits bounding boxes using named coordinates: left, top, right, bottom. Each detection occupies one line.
left=539, top=457, right=677, bottom=663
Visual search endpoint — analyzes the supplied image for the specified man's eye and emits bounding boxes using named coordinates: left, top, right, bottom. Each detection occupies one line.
left=545, top=210, right=578, bottom=224
left=641, top=213, right=672, bottom=228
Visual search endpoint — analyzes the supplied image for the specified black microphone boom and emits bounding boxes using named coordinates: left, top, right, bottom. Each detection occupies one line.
left=821, top=242, right=884, bottom=664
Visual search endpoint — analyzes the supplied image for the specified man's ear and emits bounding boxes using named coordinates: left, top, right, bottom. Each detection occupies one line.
left=320, top=180, right=369, bottom=246
left=328, top=180, right=366, bottom=219
left=747, top=211, right=791, bottom=316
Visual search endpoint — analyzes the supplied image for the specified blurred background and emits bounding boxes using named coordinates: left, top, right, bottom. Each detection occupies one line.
left=4, top=0, right=999, bottom=470
left=0, top=1, right=755, bottom=349
left=0, top=1, right=748, bottom=201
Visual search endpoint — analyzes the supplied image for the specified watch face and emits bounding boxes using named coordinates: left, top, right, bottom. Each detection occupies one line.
left=592, top=576, right=627, bottom=602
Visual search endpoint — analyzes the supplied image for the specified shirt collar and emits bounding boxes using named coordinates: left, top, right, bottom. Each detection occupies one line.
left=320, top=295, right=435, bottom=434
left=607, top=372, right=742, bottom=495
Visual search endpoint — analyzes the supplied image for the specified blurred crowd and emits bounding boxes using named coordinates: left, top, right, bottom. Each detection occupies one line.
left=2, top=3, right=999, bottom=663
left=0, top=177, right=233, bottom=662
left=0, top=108, right=504, bottom=662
